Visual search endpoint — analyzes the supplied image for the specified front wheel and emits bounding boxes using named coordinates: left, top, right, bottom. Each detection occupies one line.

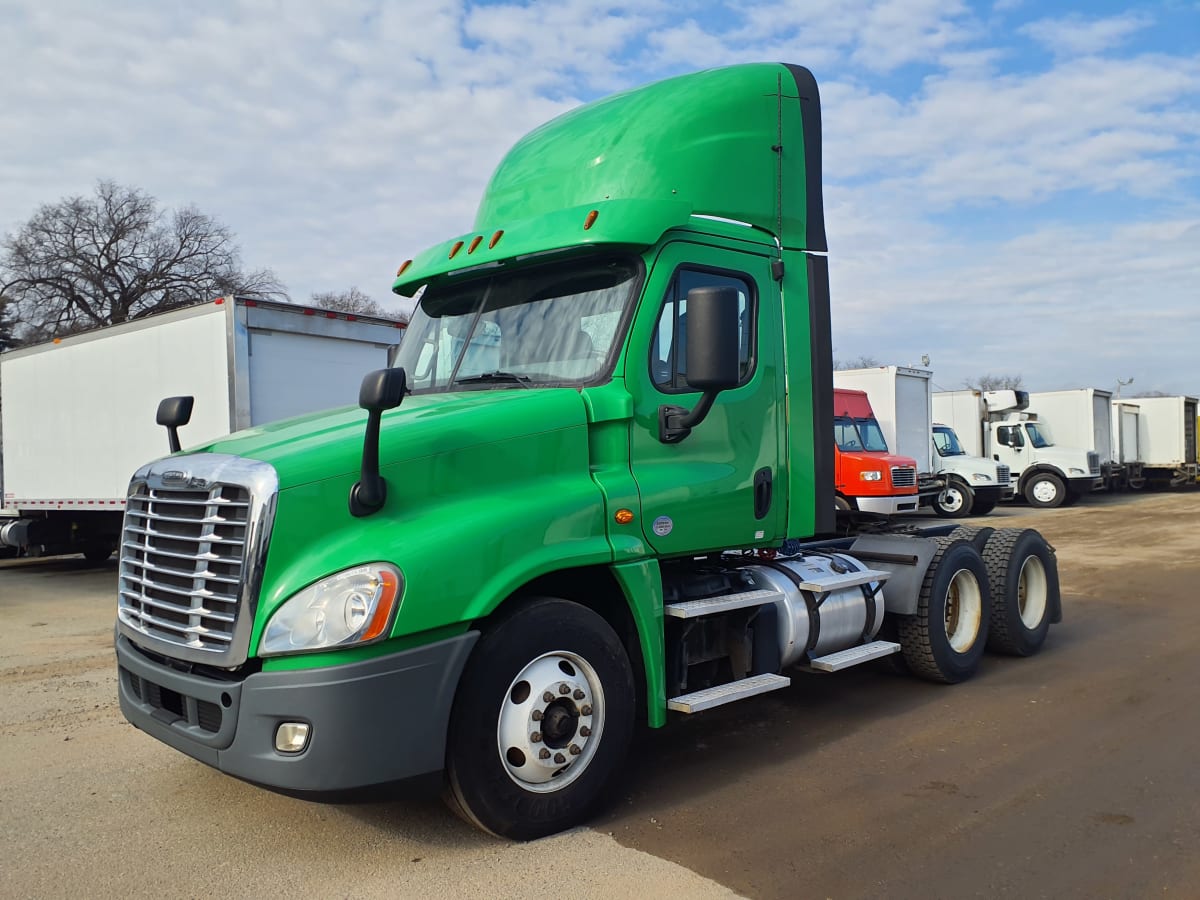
left=444, top=598, right=635, bottom=840
left=933, top=479, right=974, bottom=518
left=1024, top=472, right=1066, bottom=508
left=970, top=497, right=997, bottom=516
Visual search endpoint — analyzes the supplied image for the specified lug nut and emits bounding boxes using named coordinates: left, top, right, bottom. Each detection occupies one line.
left=580, top=704, right=593, bottom=716
left=531, top=731, right=542, bottom=743
left=543, top=691, right=554, bottom=703
left=531, top=709, right=543, bottom=721
left=569, top=744, right=581, bottom=756
left=539, top=749, right=551, bottom=760
left=580, top=726, right=591, bottom=737
left=553, top=752, right=566, bottom=764
left=559, top=683, right=570, bottom=695
left=573, top=689, right=585, bottom=700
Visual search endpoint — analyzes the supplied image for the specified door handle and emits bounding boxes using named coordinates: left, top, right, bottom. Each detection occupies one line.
left=753, top=467, right=773, bottom=520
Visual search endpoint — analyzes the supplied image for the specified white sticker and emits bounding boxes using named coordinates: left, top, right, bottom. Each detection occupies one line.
left=652, top=516, right=674, bottom=537
left=754, top=530, right=765, bottom=540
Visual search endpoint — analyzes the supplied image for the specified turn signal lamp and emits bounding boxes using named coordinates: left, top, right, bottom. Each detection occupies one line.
left=396, top=259, right=413, bottom=277
left=584, top=209, right=599, bottom=230
left=468, top=235, right=482, bottom=254
left=614, top=508, right=634, bottom=525
left=449, top=240, right=464, bottom=259
left=489, top=230, right=504, bottom=249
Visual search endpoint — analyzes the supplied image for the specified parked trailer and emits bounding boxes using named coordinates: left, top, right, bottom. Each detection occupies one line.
left=1126, top=396, right=1199, bottom=487
left=1027, top=389, right=1136, bottom=490
left=1110, top=401, right=1146, bottom=489
left=0, top=297, right=406, bottom=559
left=835, top=366, right=1011, bottom=517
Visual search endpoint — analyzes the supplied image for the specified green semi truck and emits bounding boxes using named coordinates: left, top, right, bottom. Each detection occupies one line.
left=115, top=63, right=1062, bottom=840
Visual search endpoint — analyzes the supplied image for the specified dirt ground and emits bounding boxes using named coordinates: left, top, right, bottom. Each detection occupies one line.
left=2, top=491, right=1198, bottom=898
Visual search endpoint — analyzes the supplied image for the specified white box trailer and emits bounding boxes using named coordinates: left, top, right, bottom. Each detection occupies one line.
left=1027, top=388, right=1135, bottom=489
left=834, top=367, right=1012, bottom=516
left=1127, top=395, right=1199, bottom=487
left=1110, top=401, right=1145, bottom=488
left=0, top=297, right=406, bottom=559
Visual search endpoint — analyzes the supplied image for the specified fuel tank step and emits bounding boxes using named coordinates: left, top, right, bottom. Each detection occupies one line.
left=790, top=569, right=891, bottom=594
left=667, top=673, right=791, bottom=713
left=808, top=640, right=901, bottom=673
left=664, top=588, right=784, bottom=619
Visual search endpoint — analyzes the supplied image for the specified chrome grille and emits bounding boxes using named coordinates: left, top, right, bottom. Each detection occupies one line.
left=1087, top=451, right=1100, bottom=475
left=890, top=466, right=917, bottom=488
left=118, top=484, right=248, bottom=653
left=116, top=454, right=277, bottom=667
left=996, top=464, right=1011, bottom=486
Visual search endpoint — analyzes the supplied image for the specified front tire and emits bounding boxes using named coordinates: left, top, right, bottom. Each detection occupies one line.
left=970, top=497, right=997, bottom=515
left=1024, top=472, right=1066, bottom=508
left=933, top=479, right=974, bottom=518
left=896, top=538, right=990, bottom=684
left=982, top=529, right=1058, bottom=656
left=444, top=598, right=635, bottom=840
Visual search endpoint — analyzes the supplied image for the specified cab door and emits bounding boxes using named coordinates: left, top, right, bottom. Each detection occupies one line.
left=626, top=240, right=785, bottom=555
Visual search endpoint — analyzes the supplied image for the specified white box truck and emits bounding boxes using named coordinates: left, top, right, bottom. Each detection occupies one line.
left=1126, top=396, right=1199, bottom=487
left=0, top=297, right=406, bottom=560
left=834, top=366, right=1012, bottom=517
left=1027, top=388, right=1139, bottom=490
left=933, top=389, right=1102, bottom=508
left=1110, top=401, right=1146, bottom=488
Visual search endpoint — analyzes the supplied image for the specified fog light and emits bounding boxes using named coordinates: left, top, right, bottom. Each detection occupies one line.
left=275, top=722, right=311, bottom=753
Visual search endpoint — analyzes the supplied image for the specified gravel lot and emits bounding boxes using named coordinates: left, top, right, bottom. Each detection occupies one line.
left=3, top=491, right=1198, bottom=898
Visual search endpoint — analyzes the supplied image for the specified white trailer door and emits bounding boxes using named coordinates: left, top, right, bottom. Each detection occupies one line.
left=1092, top=392, right=1113, bottom=464
left=247, top=329, right=391, bottom=425
left=895, top=373, right=932, bottom=472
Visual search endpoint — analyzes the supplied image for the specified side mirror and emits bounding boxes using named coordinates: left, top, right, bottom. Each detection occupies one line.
left=349, top=368, right=407, bottom=517
left=156, top=396, right=195, bottom=453
left=659, top=286, right=741, bottom=443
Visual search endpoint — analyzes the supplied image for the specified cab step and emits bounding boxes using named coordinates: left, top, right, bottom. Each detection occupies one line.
left=667, top=673, right=791, bottom=713
left=791, top=569, right=891, bottom=594
left=664, top=588, right=783, bottom=619
left=808, top=640, right=901, bottom=673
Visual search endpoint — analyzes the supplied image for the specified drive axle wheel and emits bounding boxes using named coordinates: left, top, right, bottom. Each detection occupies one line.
left=896, top=538, right=990, bottom=683
left=983, top=529, right=1058, bottom=656
left=1024, top=472, right=1066, bottom=508
left=444, top=598, right=634, bottom=840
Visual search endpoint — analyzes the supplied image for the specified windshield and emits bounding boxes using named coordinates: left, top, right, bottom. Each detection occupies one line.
left=834, top=416, right=890, bottom=453
left=394, top=256, right=641, bottom=394
left=933, top=426, right=966, bottom=457
left=1025, top=422, right=1052, bottom=448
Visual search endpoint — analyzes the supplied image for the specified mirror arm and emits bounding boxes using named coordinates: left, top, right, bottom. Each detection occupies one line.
left=349, top=409, right=387, bottom=516
left=658, top=391, right=718, bottom=444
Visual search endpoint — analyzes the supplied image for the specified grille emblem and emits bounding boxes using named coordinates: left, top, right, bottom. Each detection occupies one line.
left=162, top=470, right=208, bottom=489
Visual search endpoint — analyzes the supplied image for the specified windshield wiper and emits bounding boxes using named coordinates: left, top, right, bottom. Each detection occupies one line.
left=453, top=371, right=533, bottom=388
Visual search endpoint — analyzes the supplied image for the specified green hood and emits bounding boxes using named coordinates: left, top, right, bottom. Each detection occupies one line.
left=192, top=388, right=590, bottom=491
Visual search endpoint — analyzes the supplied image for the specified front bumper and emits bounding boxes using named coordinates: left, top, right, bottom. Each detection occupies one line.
left=855, top=494, right=920, bottom=515
left=116, top=631, right=478, bottom=792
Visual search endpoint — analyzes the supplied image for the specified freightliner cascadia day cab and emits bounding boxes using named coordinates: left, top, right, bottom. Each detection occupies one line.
left=115, top=64, right=1063, bottom=839
left=831, top=387, right=920, bottom=514
left=834, top=366, right=1012, bottom=518
left=933, top=389, right=1101, bottom=508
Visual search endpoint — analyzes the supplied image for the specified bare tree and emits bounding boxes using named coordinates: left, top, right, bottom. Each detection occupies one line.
left=833, top=355, right=881, bottom=370
left=310, top=286, right=405, bottom=321
left=965, top=373, right=1024, bottom=391
left=1, top=181, right=287, bottom=342
left=0, top=293, right=16, bottom=353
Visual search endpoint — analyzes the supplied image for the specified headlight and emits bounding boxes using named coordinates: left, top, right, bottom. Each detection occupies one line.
left=859, top=470, right=883, bottom=482
left=260, top=563, right=402, bottom=657
left=1068, top=467, right=1085, bottom=475
left=970, top=473, right=993, bottom=483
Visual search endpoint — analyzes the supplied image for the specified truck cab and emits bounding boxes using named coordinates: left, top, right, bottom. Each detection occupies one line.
left=931, top=423, right=1013, bottom=517
left=832, top=388, right=919, bottom=514
left=989, top=409, right=1101, bottom=507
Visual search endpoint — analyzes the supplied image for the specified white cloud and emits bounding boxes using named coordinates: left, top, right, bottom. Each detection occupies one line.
left=1019, top=12, right=1156, bottom=58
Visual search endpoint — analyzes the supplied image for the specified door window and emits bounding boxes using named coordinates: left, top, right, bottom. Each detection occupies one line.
left=650, top=268, right=755, bottom=392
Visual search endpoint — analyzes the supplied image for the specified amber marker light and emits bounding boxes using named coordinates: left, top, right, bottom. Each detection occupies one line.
left=489, top=229, right=504, bottom=249
left=396, top=259, right=412, bottom=277
left=583, top=209, right=599, bottom=230
left=614, top=508, right=635, bottom=525
left=361, top=568, right=401, bottom=642
left=468, top=235, right=483, bottom=254
left=448, top=240, right=464, bottom=259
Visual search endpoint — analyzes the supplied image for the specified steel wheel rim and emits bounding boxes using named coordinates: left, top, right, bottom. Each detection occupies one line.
left=1017, top=554, right=1048, bottom=629
left=1031, top=480, right=1057, bottom=504
left=497, top=651, right=604, bottom=793
left=939, top=487, right=966, bottom=513
left=944, top=568, right=983, bottom=653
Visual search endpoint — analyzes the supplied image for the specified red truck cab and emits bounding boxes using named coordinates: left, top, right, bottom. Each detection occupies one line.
left=834, top=388, right=920, bottom=514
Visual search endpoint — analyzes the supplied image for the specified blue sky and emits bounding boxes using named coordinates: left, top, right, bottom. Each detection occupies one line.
left=2, top=0, right=1197, bottom=393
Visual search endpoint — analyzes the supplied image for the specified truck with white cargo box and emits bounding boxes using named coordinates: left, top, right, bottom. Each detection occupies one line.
left=1027, top=388, right=1140, bottom=490
left=1126, top=395, right=1199, bottom=487
left=933, top=389, right=1101, bottom=508
left=834, top=366, right=1012, bottom=517
left=1110, top=401, right=1146, bottom=489
left=0, top=297, right=406, bottom=559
